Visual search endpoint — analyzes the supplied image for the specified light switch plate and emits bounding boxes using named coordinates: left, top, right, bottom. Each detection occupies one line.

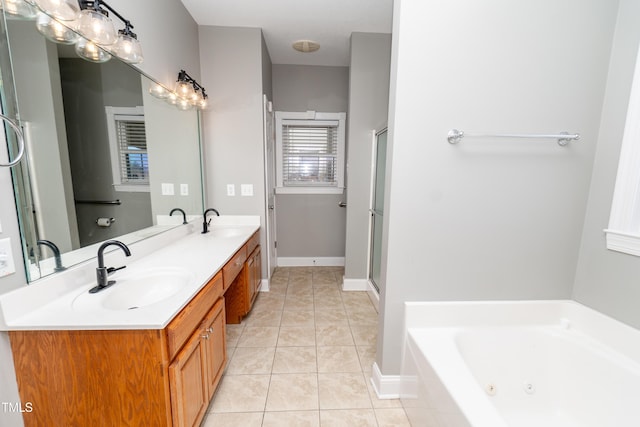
left=161, top=183, right=175, bottom=196
left=227, top=184, right=235, bottom=196
left=180, top=184, right=189, bottom=196
left=0, top=237, right=16, bottom=277
left=241, top=184, right=253, bottom=197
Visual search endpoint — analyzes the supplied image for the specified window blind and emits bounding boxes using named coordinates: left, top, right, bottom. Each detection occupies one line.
left=116, top=118, right=148, bottom=184
left=281, top=123, right=338, bottom=186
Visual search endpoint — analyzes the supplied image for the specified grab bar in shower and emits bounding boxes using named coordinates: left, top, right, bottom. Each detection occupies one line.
left=75, top=199, right=122, bottom=205
left=447, top=129, right=580, bottom=146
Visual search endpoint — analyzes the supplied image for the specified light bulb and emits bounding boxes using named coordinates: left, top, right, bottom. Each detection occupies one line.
left=176, top=98, right=193, bottom=111
left=33, top=0, right=79, bottom=21
left=2, top=0, right=38, bottom=19
left=35, top=12, right=78, bottom=44
left=165, top=92, right=179, bottom=105
left=175, top=80, right=195, bottom=100
left=75, top=37, right=111, bottom=63
left=111, top=32, right=143, bottom=64
left=75, top=8, right=116, bottom=45
left=149, top=84, right=169, bottom=99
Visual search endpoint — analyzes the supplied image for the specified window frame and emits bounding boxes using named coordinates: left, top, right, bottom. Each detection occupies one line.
left=275, top=111, right=346, bottom=195
left=105, top=106, right=150, bottom=193
left=605, top=44, right=640, bottom=256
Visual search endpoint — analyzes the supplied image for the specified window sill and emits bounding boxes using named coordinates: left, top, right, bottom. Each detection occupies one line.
left=604, top=229, right=640, bottom=257
left=276, top=187, right=344, bottom=195
left=114, top=184, right=150, bottom=193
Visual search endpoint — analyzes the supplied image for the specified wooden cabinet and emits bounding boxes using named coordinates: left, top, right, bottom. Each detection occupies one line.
left=224, top=231, right=261, bottom=324
left=169, top=298, right=225, bottom=427
left=9, top=272, right=226, bottom=427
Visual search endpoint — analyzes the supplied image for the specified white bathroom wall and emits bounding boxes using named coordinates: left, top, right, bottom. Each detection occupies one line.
left=573, top=0, right=640, bottom=329
left=379, top=0, right=619, bottom=376
left=344, top=32, right=392, bottom=283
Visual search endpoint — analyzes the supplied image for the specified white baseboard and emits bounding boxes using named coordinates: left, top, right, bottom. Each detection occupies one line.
left=277, top=257, right=345, bottom=267
left=370, top=362, right=401, bottom=399
left=342, top=277, right=369, bottom=291
left=259, top=279, right=269, bottom=292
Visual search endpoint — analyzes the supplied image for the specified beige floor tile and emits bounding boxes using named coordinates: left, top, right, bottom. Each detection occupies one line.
left=266, top=373, right=319, bottom=411
left=268, top=282, right=288, bottom=296
left=262, top=410, right=320, bottom=427
left=225, top=324, right=245, bottom=348
left=365, top=380, right=403, bottom=409
left=316, top=346, right=362, bottom=373
left=316, top=325, right=354, bottom=346
left=272, top=346, right=317, bottom=373
left=237, top=326, right=280, bottom=347
left=201, top=411, right=263, bottom=427
left=314, top=309, right=348, bottom=325
left=318, top=373, right=371, bottom=410
left=350, top=325, right=377, bottom=346
left=285, top=294, right=314, bottom=311
left=356, top=345, right=376, bottom=373
left=210, top=374, right=270, bottom=413
left=374, top=408, right=411, bottom=426
left=346, top=308, right=378, bottom=326
left=320, top=409, right=377, bottom=427
left=278, top=326, right=317, bottom=346
left=254, top=294, right=286, bottom=311
left=314, top=296, right=345, bottom=310
left=244, top=308, right=282, bottom=326
left=226, top=346, right=275, bottom=374
left=281, top=309, right=315, bottom=327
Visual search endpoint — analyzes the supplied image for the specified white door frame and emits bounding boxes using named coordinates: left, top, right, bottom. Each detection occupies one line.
left=262, top=94, right=277, bottom=283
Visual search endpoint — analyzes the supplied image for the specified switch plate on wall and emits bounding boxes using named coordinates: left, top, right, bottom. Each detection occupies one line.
left=0, top=238, right=16, bottom=277
left=180, top=184, right=189, bottom=196
left=161, top=183, right=175, bottom=196
left=227, top=184, right=235, bottom=196
left=241, top=184, right=253, bottom=197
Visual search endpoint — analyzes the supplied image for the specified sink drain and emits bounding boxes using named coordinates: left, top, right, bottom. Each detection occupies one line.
left=128, top=306, right=139, bottom=310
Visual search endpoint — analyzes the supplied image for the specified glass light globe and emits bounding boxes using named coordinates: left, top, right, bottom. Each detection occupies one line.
left=33, top=0, right=79, bottom=21
left=2, top=0, right=38, bottom=19
left=75, top=8, right=116, bottom=45
left=165, top=92, right=179, bottom=105
left=111, top=32, right=143, bottom=64
left=35, top=12, right=79, bottom=44
left=175, top=80, right=195, bottom=101
left=75, top=37, right=111, bottom=63
left=176, top=98, right=194, bottom=111
left=149, top=84, right=170, bottom=99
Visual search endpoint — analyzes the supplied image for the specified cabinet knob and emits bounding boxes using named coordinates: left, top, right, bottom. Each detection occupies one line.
left=201, top=334, right=209, bottom=340
left=207, top=327, right=214, bottom=333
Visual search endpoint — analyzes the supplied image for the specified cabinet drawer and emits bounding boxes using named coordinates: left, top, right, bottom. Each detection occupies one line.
left=246, top=230, right=260, bottom=255
left=223, top=247, right=246, bottom=291
left=166, top=272, right=223, bottom=360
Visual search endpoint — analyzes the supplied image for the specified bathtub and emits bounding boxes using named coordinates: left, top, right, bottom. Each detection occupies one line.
left=399, top=301, right=640, bottom=427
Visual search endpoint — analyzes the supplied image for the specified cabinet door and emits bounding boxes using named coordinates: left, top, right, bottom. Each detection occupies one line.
left=245, top=253, right=256, bottom=310
left=169, top=329, right=208, bottom=427
left=203, top=299, right=227, bottom=400
left=253, top=247, right=262, bottom=297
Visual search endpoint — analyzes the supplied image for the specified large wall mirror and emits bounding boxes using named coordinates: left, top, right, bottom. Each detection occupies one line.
left=1, top=12, right=204, bottom=282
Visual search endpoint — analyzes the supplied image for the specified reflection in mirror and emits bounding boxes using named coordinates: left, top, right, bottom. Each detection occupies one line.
left=3, top=15, right=204, bottom=282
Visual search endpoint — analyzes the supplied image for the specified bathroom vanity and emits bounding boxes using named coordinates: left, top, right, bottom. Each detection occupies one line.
left=0, top=217, right=261, bottom=427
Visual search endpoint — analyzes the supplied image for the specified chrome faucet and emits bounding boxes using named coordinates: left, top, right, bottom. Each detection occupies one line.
left=89, top=240, right=132, bottom=294
left=170, top=207, right=188, bottom=224
left=36, top=239, right=65, bottom=272
left=201, top=208, right=220, bottom=234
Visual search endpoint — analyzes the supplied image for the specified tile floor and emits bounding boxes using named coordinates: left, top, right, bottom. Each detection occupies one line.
left=201, top=266, right=411, bottom=427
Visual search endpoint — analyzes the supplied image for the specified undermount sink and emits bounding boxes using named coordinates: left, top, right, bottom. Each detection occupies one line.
left=72, top=267, right=193, bottom=311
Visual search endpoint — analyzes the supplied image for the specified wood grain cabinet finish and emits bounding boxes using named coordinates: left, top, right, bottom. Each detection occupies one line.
left=224, top=231, right=261, bottom=324
left=9, top=272, right=226, bottom=427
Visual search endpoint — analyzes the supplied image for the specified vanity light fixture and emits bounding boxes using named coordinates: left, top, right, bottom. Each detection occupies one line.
left=35, top=12, right=79, bottom=44
left=171, top=70, right=208, bottom=111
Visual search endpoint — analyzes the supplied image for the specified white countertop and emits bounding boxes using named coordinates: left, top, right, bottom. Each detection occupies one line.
left=0, top=216, right=260, bottom=331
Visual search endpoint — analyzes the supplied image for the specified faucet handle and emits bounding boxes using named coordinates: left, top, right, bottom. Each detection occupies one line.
left=107, top=265, right=127, bottom=275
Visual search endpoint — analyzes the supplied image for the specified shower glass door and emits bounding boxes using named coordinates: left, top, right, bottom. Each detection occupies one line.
left=369, top=128, right=387, bottom=293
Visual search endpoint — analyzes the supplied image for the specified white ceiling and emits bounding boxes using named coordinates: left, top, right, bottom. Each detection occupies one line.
left=179, top=0, right=393, bottom=67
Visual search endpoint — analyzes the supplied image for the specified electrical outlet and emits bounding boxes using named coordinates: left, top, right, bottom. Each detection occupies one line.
left=227, top=184, right=235, bottom=196
left=241, top=184, right=253, bottom=197
left=161, top=183, right=175, bottom=196
left=180, top=184, right=189, bottom=196
left=0, top=238, right=16, bottom=277
left=0, top=218, right=3, bottom=233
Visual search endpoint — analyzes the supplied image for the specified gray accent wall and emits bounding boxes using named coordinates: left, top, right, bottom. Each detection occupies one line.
left=272, top=65, right=349, bottom=259
left=344, top=33, right=392, bottom=281
left=573, top=0, right=640, bottom=329
left=379, top=0, right=619, bottom=375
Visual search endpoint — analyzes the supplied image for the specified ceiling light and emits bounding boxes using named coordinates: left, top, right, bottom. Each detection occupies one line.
left=292, top=40, right=320, bottom=53
left=170, top=70, right=208, bottom=111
